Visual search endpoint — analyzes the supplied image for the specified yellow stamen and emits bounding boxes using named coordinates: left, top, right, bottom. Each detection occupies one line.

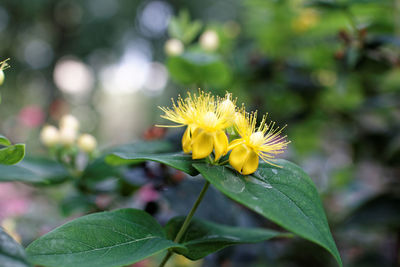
left=229, top=110, right=290, bottom=174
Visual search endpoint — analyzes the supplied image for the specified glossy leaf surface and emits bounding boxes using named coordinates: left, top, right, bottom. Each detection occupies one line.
left=193, top=160, right=342, bottom=266
left=27, top=209, right=185, bottom=267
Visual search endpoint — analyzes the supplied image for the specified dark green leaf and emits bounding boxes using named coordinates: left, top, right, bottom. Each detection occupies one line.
left=193, top=160, right=342, bottom=266
left=26, top=209, right=185, bottom=267
left=165, top=217, right=288, bottom=260
left=348, top=0, right=390, bottom=4
left=106, top=152, right=199, bottom=176
left=104, top=140, right=174, bottom=155
left=0, top=144, right=25, bottom=165
left=60, top=194, right=97, bottom=216
left=305, top=0, right=347, bottom=10
left=167, top=52, right=231, bottom=86
left=0, top=158, right=70, bottom=184
left=0, top=134, right=11, bottom=146
left=81, top=156, right=124, bottom=182
left=0, top=227, right=31, bottom=267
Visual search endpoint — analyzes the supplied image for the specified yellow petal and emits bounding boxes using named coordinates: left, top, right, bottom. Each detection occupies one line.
left=192, top=129, right=214, bottom=159
left=228, top=138, right=244, bottom=150
left=229, top=144, right=250, bottom=174
left=182, top=127, right=192, bottom=153
left=191, top=126, right=201, bottom=139
left=242, top=150, right=259, bottom=175
left=213, top=130, right=228, bottom=160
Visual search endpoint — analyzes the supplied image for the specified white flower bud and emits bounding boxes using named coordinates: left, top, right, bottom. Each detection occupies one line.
left=0, top=70, right=4, bottom=86
left=164, top=38, right=184, bottom=56
left=219, top=98, right=236, bottom=118
left=40, top=125, right=60, bottom=147
left=77, top=134, right=97, bottom=152
left=59, top=114, right=79, bottom=131
left=200, top=30, right=219, bottom=51
left=59, top=127, right=77, bottom=145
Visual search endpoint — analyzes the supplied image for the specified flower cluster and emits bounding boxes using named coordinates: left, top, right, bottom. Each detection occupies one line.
left=40, top=114, right=97, bottom=153
left=164, top=29, right=220, bottom=56
left=158, top=90, right=290, bottom=175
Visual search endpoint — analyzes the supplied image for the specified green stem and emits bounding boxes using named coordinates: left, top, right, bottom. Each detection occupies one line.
left=158, top=180, right=211, bottom=267
left=344, top=8, right=357, bottom=33
left=207, top=154, right=214, bottom=164
left=158, top=252, right=173, bottom=267
left=218, top=159, right=229, bottom=166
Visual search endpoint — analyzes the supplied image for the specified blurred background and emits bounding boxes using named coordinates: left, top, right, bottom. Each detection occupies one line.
left=0, top=0, right=400, bottom=266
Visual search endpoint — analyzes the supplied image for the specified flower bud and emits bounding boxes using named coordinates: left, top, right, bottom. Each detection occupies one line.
left=164, top=38, right=184, bottom=56
left=59, top=127, right=77, bottom=145
left=59, top=114, right=79, bottom=131
left=40, top=125, right=60, bottom=147
left=199, top=30, right=219, bottom=51
left=0, top=70, right=4, bottom=86
left=77, top=133, right=97, bottom=152
left=219, top=98, right=236, bottom=119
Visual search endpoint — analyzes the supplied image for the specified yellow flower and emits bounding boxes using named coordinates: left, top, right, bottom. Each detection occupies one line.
left=158, top=91, right=235, bottom=160
left=228, top=110, right=289, bottom=175
left=292, top=8, right=319, bottom=33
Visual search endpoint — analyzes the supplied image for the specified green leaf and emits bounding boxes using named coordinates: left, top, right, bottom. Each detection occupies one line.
left=106, top=152, right=199, bottom=176
left=0, top=134, right=11, bottom=146
left=348, top=0, right=390, bottom=5
left=305, top=0, right=347, bottom=10
left=0, top=158, right=70, bottom=184
left=104, top=140, right=174, bottom=155
left=165, top=217, right=288, bottom=260
left=0, top=135, right=25, bottom=165
left=193, top=160, right=342, bottom=266
left=26, top=209, right=185, bottom=267
left=168, top=10, right=202, bottom=44
left=81, top=156, right=124, bottom=182
left=0, top=144, right=25, bottom=165
left=0, top=227, right=31, bottom=267
left=167, top=52, right=231, bottom=87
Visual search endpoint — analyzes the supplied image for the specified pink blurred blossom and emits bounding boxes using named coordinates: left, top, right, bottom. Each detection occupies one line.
left=18, top=106, right=45, bottom=128
left=0, top=183, right=30, bottom=220
left=95, top=194, right=113, bottom=209
left=136, top=184, right=159, bottom=203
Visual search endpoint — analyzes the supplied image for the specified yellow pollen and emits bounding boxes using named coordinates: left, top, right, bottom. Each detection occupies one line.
left=250, top=131, right=265, bottom=147
left=203, top=111, right=218, bottom=128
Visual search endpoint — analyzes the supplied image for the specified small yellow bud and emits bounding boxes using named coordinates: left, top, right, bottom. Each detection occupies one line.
left=77, top=134, right=97, bottom=152
left=59, top=127, right=77, bottom=145
left=164, top=38, right=184, bottom=56
left=199, top=30, right=219, bottom=51
left=0, top=70, right=4, bottom=86
left=59, top=114, right=79, bottom=131
left=40, top=125, right=60, bottom=147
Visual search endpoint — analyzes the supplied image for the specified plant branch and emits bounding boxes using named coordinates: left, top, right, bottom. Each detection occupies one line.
left=158, top=180, right=210, bottom=267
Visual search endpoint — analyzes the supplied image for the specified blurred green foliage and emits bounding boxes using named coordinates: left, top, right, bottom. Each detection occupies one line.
left=0, top=0, right=399, bottom=266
